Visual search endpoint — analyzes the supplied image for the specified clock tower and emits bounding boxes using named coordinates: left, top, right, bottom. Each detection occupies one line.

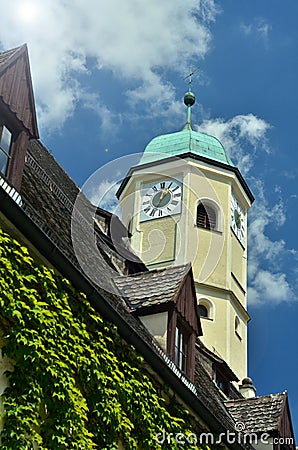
left=117, top=90, right=254, bottom=384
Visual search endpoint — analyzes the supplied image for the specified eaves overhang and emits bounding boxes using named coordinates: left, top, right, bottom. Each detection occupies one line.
left=116, top=151, right=254, bottom=204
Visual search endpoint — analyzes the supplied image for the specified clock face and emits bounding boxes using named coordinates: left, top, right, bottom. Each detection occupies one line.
left=141, top=179, right=182, bottom=220
left=231, top=194, right=245, bottom=245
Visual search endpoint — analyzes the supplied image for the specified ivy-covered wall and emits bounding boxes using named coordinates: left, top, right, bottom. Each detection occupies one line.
left=0, top=227, right=208, bottom=449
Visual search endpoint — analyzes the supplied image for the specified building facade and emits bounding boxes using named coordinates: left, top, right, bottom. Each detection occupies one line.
left=0, top=44, right=295, bottom=449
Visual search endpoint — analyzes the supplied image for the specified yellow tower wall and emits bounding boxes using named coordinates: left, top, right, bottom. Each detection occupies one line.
left=118, top=157, right=252, bottom=383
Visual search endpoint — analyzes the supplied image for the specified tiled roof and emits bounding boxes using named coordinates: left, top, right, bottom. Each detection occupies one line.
left=197, top=339, right=239, bottom=382
left=20, top=139, right=146, bottom=293
left=194, top=353, right=238, bottom=432
left=225, top=392, right=286, bottom=434
left=113, top=263, right=191, bottom=309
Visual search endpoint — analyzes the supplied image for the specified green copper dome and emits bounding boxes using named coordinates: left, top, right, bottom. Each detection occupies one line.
left=139, top=128, right=234, bottom=166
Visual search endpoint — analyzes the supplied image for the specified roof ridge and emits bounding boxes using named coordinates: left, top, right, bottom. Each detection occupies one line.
left=114, top=262, right=191, bottom=279
left=0, top=43, right=26, bottom=52
left=225, top=391, right=287, bottom=404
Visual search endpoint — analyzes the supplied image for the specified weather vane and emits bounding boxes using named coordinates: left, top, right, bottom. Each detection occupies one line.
left=183, top=68, right=200, bottom=91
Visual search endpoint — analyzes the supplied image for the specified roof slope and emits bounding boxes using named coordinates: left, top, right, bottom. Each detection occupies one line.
left=140, top=128, right=234, bottom=166
left=197, top=339, right=239, bottom=383
left=114, top=263, right=191, bottom=309
left=194, top=353, right=238, bottom=433
left=225, top=392, right=286, bottom=434
left=20, top=139, right=145, bottom=292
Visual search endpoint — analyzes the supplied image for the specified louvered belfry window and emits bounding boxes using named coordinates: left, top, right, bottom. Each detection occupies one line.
left=196, top=203, right=216, bottom=230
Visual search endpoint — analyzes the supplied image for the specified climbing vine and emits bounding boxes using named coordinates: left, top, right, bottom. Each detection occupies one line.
left=0, top=227, right=210, bottom=449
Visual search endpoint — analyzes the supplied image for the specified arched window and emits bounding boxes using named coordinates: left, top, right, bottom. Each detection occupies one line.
left=196, top=203, right=217, bottom=230
left=197, top=298, right=214, bottom=320
left=198, top=305, right=208, bottom=318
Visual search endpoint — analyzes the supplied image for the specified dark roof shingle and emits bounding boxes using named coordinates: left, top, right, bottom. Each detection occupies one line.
left=225, top=392, right=286, bottom=434
left=113, top=263, right=191, bottom=309
left=194, top=354, right=237, bottom=432
left=20, top=139, right=145, bottom=292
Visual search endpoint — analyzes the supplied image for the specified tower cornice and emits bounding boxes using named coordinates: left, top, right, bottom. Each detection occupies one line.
left=116, top=151, right=254, bottom=204
left=195, top=281, right=251, bottom=322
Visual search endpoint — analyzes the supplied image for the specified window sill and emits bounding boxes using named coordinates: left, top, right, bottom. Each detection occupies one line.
left=195, top=225, right=223, bottom=235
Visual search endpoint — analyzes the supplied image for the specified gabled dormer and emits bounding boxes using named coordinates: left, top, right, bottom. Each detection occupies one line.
left=0, top=44, right=39, bottom=190
left=226, top=392, right=296, bottom=449
left=114, top=264, right=202, bottom=381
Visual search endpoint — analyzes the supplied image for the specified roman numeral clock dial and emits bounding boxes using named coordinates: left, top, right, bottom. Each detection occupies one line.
left=141, top=180, right=182, bottom=221
left=230, top=193, right=245, bottom=245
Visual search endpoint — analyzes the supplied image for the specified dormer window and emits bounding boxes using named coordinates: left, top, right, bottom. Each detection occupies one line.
left=215, top=371, right=230, bottom=396
left=0, top=125, right=12, bottom=176
left=114, top=265, right=202, bottom=382
left=174, top=325, right=188, bottom=372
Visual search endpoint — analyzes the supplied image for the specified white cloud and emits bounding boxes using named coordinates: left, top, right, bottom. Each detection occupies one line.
left=197, top=114, right=296, bottom=306
left=198, top=114, right=271, bottom=175
left=0, top=0, right=219, bottom=132
left=248, top=180, right=296, bottom=305
left=240, top=17, right=272, bottom=44
left=87, top=179, right=120, bottom=213
left=248, top=270, right=294, bottom=306
left=81, top=91, right=123, bottom=132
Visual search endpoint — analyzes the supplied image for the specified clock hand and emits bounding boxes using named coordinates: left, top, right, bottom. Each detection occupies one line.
left=159, top=188, right=169, bottom=201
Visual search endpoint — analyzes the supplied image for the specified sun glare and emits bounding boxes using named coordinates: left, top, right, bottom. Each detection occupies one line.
left=18, top=1, right=41, bottom=23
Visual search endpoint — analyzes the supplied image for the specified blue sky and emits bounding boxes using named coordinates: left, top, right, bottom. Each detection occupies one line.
left=1, top=0, right=298, bottom=435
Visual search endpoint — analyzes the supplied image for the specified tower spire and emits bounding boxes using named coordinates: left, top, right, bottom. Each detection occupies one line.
left=183, top=68, right=199, bottom=130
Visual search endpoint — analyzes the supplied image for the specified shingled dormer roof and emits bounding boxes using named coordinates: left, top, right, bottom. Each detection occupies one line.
left=114, top=264, right=191, bottom=308
left=225, top=391, right=295, bottom=447
left=226, top=392, right=285, bottom=434
left=0, top=44, right=38, bottom=138
left=114, top=263, right=202, bottom=335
